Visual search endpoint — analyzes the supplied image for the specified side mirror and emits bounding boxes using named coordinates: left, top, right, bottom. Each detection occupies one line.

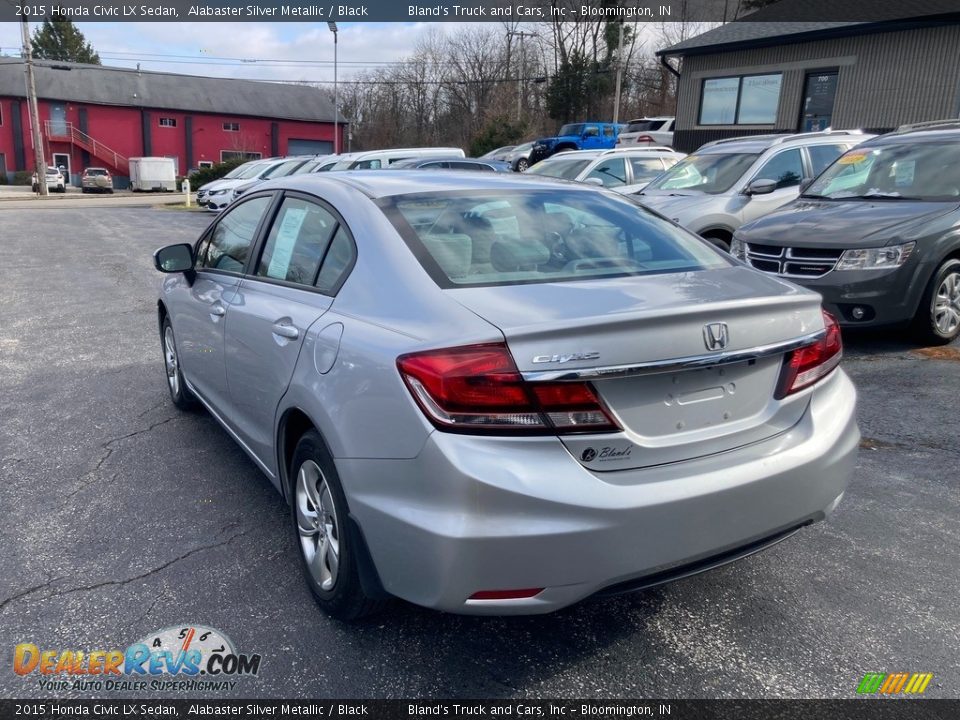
left=746, top=179, right=777, bottom=196
left=583, top=177, right=604, bottom=186
left=799, top=177, right=814, bottom=194
left=154, top=243, right=194, bottom=273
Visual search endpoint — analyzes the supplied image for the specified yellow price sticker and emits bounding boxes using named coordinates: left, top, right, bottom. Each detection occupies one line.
left=838, top=152, right=868, bottom=165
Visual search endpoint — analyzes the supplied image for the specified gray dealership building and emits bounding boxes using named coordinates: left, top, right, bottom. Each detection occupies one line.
left=659, top=15, right=960, bottom=152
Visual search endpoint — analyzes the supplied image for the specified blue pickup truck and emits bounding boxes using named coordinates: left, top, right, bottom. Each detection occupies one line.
left=528, top=122, right=624, bottom=166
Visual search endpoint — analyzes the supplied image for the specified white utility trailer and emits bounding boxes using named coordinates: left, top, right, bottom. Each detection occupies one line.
left=128, top=157, right=177, bottom=192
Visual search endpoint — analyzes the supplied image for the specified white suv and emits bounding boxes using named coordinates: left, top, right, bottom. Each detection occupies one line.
left=636, top=131, right=873, bottom=250
left=526, top=147, right=685, bottom=194
left=31, top=166, right=66, bottom=193
left=617, top=117, right=675, bottom=148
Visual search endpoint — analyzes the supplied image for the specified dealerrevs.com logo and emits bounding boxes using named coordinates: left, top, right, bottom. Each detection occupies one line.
left=13, top=625, right=261, bottom=693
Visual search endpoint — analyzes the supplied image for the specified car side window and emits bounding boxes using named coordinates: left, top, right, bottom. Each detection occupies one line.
left=583, top=125, right=599, bottom=137
left=753, top=149, right=804, bottom=189
left=422, top=161, right=448, bottom=169
left=586, top=158, right=627, bottom=187
left=197, top=196, right=272, bottom=273
left=808, top=144, right=848, bottom=177
left=451, top=161, right=491, bottom=172
left=628, top=158, right=668, bottom=183
left=315, top=226, right=356, bottom=295
left=603, top=126, right=615, bottom=138
left=255, top=197, right=338, bottom=286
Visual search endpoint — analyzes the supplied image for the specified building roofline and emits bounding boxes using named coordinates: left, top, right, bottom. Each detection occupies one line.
left=656, top=16, right=960, bottom=57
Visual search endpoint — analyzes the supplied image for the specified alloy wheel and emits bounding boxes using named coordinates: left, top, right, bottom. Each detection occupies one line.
left=933, top=270, right=960, bottom=336
left=295, top=459, right=341, bottom=591
left=163, top=325, right=180, bottom=397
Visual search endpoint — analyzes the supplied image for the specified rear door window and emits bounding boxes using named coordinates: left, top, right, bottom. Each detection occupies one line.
left=198, top=196, right=272, bottom=273
left=255, top=197, right=338, bottom=286
left=629, top=158, right=669, bottom=184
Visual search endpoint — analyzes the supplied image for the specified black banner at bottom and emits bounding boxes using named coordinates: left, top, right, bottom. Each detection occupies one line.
left=1, top=700, right=958, bottom=720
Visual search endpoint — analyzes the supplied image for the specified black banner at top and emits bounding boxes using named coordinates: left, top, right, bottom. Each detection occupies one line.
left=6, top=0, right=960, bottom=23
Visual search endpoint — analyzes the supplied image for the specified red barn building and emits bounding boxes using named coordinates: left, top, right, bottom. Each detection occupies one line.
left=0, top=58, right=343, bottom=185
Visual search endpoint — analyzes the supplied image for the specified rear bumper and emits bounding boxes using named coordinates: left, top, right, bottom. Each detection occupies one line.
left=341, top=370, right=859, bottom=614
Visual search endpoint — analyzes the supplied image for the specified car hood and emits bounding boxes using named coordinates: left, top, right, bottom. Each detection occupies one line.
left=635, top=191, right=718, bottom=220
left=738, top=198, right=960, bottom=247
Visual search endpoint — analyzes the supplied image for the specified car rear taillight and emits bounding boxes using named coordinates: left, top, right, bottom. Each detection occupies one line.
left=634, top=134, right=655, bottom=144
left=775, top=310, right=843, bottom=399
left=397, top=343, right=619, bottom=434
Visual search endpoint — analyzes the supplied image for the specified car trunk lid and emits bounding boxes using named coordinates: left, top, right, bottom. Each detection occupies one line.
left=447, top=266, right=825, bottom=471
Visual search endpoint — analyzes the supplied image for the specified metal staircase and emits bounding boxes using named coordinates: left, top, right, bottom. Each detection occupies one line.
left=44, top=121, right=129, bottom=174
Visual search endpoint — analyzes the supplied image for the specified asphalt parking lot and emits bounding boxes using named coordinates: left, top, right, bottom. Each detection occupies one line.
left=1, top=206, right=958, bottom=700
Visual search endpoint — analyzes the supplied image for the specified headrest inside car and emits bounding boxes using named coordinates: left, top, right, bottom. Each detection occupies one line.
left=422, top=233, right=473, bottom=279
left=490, top=238, right=550, bottom=272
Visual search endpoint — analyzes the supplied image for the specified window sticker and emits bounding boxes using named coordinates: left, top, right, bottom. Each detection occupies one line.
left=267, top=208, right=308, bottom=279
left=894, top=160, right=916, bottom=187
left=837, top=152, right=868, bottom=165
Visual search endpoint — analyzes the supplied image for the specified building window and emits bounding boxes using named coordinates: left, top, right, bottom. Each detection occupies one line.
left=159, top=117, right=177, bottom=128
left=699, top=73, right=782, bottom=125
left=198, top=161, right=214, bottom=169
left=221, top=151, right=261, bottom=162
left=223, top=122, right=240, bottom=132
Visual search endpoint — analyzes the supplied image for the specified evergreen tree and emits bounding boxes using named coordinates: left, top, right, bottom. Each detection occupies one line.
left=31, top=13, right=101, bottom=65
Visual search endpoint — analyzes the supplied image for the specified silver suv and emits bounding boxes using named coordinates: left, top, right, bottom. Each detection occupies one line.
left=636, top=131, right=873, bottom=250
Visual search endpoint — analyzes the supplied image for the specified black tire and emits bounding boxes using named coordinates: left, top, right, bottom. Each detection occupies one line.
left=290, top=430, right=385, bottom=620
left=160, top=317, right=197, bottom=410
left=913, top=258, right=960, bottom=345
left=701, top=234, right=731, bottom=252
left=516, top=158, right=529, bottom=172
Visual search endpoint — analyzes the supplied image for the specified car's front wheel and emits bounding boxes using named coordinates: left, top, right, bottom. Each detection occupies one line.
left=161, top=317, right=196, bottom=409
left=291, top=430, right=384, bottom=620
left=516, top=158, right=529, bottom=172
left=914, top=258, right=960, bottom=345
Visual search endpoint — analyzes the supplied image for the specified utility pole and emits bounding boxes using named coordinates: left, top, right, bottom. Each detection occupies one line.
left=21, top=17, right=47, bottom=196
left=507, top=30, right=537, bottom=122
left=612, top=20, right=625, bottom=124
left=327, top=22, right=339, bottom=155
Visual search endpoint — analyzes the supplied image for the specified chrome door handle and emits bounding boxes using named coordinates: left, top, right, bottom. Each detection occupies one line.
left=272, top=322, right=299, bottom=340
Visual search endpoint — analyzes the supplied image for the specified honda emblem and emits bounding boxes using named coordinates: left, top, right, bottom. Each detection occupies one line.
left=703, top=322, right=729, bottom=351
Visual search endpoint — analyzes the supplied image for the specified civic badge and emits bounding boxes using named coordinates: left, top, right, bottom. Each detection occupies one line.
left=703, top=322, right=729, bottom=351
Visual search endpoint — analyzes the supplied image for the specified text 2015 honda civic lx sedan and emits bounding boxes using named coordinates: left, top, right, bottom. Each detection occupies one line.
left=153, top=171, right=859, bottom=618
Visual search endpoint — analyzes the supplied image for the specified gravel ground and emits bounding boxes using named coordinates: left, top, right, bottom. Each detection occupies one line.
left=0, top=206, right=957, bottom=699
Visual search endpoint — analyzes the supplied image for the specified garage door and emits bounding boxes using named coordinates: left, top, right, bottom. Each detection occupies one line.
left=287, top=139, right=334, bottom=156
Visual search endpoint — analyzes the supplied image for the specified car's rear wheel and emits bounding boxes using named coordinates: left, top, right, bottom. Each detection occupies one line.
left=516, top=158, right=529, bottom=172
left=291, top=430, right=384, bottom=620
left=161, top=317, right=196, bottom=409
left=913, top=258, right=960, bottom=345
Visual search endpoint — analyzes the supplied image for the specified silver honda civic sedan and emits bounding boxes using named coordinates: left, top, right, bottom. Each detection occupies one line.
left=153, top=171, right=859, bottom=618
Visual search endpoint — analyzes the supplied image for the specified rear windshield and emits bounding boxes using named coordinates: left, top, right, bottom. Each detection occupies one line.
left=85, top=168, right=108, bottom=176
left=626, top=120, right=666, bottom=132
left=526, top=157, right=593, bottom=180
left=645, top=153, right=759, bottom=194
left=379, top=190, right=728, bottom=288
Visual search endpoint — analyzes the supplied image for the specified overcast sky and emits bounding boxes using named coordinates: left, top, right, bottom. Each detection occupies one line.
left=0, top=22, right=491, bottom=83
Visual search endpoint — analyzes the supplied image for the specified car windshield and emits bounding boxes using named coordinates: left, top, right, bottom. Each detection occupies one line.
left=262, top=159, right=307, bottom=178
left=644, top=153, right=760, bottom=194
left=625, top=120, right=666, bottom=132
left=558, top=124, right=584, bottom=137
left=804, top=142, right=960, bottom=201
left=234, top=162, right=268, bottom=179
left=526, top=157, right=595, bottom=180
left=379, top=189, right=728, bottom=288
